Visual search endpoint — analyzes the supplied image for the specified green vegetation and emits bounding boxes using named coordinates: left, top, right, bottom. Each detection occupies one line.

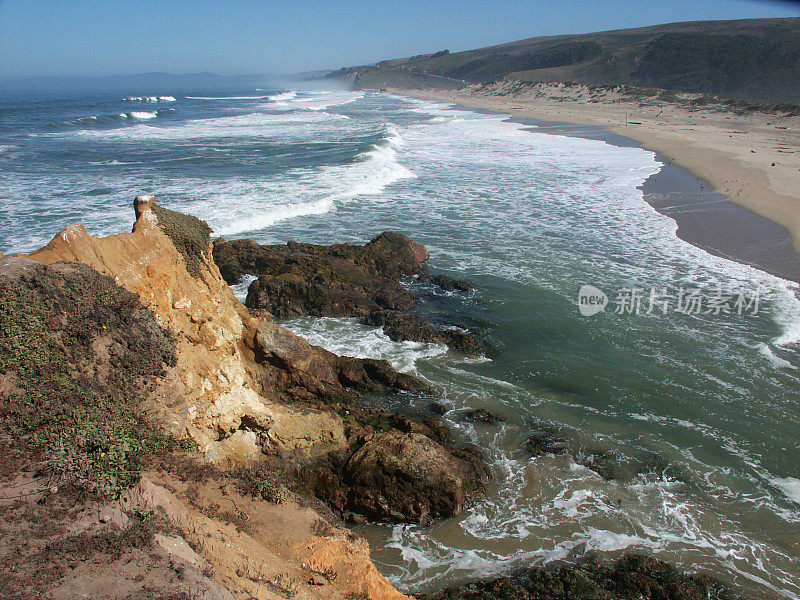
left=333, top=17, right=800, bottom=103
left=151, top=202, right=212, bottom=277
left=657, top=89, right=680, bottom=103
left=634, top=32, right=800, bottom=95
left=0, top=262, right=178, bottom=498
left=447, top=41, right=601, bottom=81
left=237, top=465, right=286, bottom=503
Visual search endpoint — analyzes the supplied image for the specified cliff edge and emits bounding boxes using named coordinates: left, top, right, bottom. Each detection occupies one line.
left=2, top=196, right=413, bottom=600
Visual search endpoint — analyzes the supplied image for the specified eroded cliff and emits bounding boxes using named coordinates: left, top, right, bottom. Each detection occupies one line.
left=4, top=195, right=414, bottom=600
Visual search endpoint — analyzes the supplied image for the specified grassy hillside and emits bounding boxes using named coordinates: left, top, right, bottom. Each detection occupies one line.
left=330, top=17, right=800, bottom=103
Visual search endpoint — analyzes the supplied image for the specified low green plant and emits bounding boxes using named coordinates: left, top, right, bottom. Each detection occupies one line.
left=657, top=89, right=679, bottom=103
left=238, top=466, right=286, bottom=503
left=151, top=202, right=212, bottom=277
left=0, top=263, right=180, bottom=498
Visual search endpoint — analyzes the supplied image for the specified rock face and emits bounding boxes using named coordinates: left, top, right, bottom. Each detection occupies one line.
left=417, top=554, right=743, bottom=600
left=26, top=198, right=424, bottom=467
left=296, top=406, right=489, bottom=525
left=345, top=430, right=489, bottom=525
left=361, top=309, right=482, bottom=353
left=213, top=234, right=482, bottom=352
left=526, top=425, right=569, bottom=456
left=18, top=197, right=419, bottom=600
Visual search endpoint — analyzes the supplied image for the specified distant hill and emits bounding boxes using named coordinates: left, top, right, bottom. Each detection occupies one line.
left=329, top=17, right=800, bottom=103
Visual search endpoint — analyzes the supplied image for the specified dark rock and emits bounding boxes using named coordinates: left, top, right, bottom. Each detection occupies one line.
left=212, top=237, right=264, bottom=284
left=417, top=553, right=743, bottom=600
left=253, top=323, right=428, bottom=399
left=360, top=309, right=442, bottom=343
left=428, top=274, right=474, bottom=292
left=580, top=448, right=681, bottom=483
left=581, top=449, right=633, bottom=481
left=213, top=234, right=483, bottom=353
left=360, top=309, right=483, bottom=354
left=334, top=356, right=427, bottom=394
left=458, top=408, right=504, bottom=425
left=525, top=426, right=569, bottom=456
left=301, top=411, right=488, bottom=525
left=213, top=231, right=428, bottom=289
left=244, top=253, right=416, bottom=318
left=342, top=409, right=451, bottom=447
left=429, top=402, right=449, bottom=416
left=441, top=328, right=485, bottom=354
left=344, top=430, right=489, bottom=524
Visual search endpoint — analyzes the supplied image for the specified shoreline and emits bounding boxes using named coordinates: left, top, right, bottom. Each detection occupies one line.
left=517, top=118, right=800, bottom=284
left=393, top=85, right=800, bottom=285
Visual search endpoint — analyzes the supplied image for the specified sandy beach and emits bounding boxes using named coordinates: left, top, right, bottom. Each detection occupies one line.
left=394, top=82, right=800, bottom=263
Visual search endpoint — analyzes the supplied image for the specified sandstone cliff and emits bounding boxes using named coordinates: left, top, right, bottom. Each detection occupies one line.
left=28, top=196, right=399, bottom=466
left=14, top=195, right=411, bottom=600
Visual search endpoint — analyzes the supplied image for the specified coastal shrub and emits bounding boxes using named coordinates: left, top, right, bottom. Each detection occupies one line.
left=0, top=262, right=179, bottom=498
left=0, top=506, right=170, bottom=598
left=444, top=41, right=601, bottom=81
left=771, top=102, right=800, bottom=116
left=237, top=465, right=286, bottom=503
left=657, top=89, right=679, bottom=103
left=151, top=202, right=213, bottom=277
left=690, top=95, right=715, bottom=105
left=634, top=32, right=800, bottom=96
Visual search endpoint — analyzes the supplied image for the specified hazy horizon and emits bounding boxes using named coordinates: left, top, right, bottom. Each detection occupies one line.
left=1, top=0, right=799, bottom=81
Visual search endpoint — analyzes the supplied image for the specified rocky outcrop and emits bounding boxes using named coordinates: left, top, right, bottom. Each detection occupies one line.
left=12, top=196, right=427, bottom=600
left=236, top=234, right=424, bottom=318
left=301, top=410, right=488, bottom=525
left=253, top=320, right=426, bottom=397
left=11, top=196, right=491, bottom=597
left=361, top=309, right=482, bottom=353
left=213, top=232, right=429, bottom=294
left=213, top=234, right=482, bottom=352
left=457, top=408, right=505, bottom=425
left=345, top=430, right=488, bottom=524
left=525, top=425, right=569, bottom=456
left=428, top=274, right=474, bottom=293
left=26, top=196, right=422, bottom=467
left=418, top=554, right=744, bottom=600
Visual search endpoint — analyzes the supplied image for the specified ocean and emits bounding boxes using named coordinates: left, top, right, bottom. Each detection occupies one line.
left=1, top=88, right=799, bottom=599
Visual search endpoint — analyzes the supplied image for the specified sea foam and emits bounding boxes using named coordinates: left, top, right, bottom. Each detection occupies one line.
left=129, top=111, right=158, bottom=119
left=124, top=96, right=176, bottom=102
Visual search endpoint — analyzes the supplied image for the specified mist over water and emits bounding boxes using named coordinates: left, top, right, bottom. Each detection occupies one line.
left=2, top=89, right=799, bottom=599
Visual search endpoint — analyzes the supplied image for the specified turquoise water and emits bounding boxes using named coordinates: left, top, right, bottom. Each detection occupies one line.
left=2, top=89, right=798, bottom=598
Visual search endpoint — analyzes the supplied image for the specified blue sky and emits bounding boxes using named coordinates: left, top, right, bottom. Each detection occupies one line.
left=1, top=0, right=798, bottom=78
